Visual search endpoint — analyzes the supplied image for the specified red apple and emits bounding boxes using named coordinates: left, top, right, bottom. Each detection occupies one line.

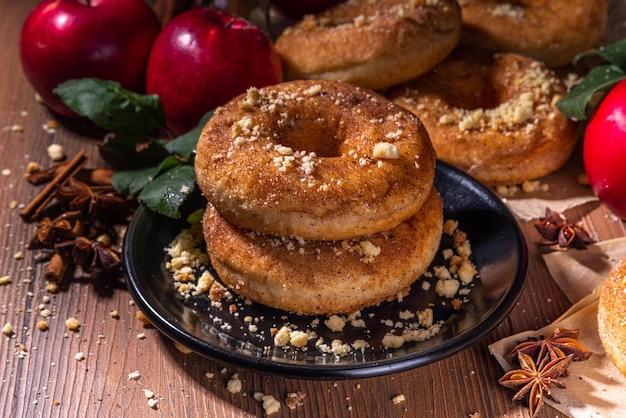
left=145, top=8, right=283, bottom=136
left=583, top=79, right=626, bottom=219
left=20, top=0, right=161, bottom=118
left=271, top=0, right=344, bottom=17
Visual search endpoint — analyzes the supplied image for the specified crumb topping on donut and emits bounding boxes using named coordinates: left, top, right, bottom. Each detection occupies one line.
left=389, top=52, right=577, bottom=186
left=196, top=80, right=437, bottom=240
left=414, top=60, right=560, bottom=134
left=282, top=0, right=447, bottom=34
left=490, top=3, right=524, bottom=18
left=223, top=85, right=425, bottom=180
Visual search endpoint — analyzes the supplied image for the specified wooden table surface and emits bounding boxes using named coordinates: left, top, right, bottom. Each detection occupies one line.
left=1, top=1, right=625, bottom=417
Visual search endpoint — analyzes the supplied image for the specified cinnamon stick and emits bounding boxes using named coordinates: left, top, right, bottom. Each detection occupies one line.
left=45, top=253, right=68, bottom=283
left=20, top=151, right=88, bottom=222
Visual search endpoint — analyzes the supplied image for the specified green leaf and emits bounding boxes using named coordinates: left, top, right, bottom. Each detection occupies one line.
left=164, top=110, right=214, bottom=160
left=574, top=38, right=626, bottom=69
left=54, top=78, right=165, bottom=134
left=112, top=155, right=183, bottom=196
left=112, top=166, right=158, bottom=196
left=556, top=65, right=626, bottom=120
left=136, top=164, right=197, bottom=218
left=98, top=132, right=170, bottom=170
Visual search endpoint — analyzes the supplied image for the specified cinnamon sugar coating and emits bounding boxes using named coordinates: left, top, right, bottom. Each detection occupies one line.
left=275, top=0, right=461, bottom=90
left=203, top=189, right=443, bottom=315
left=388, top=52, right=577, bottom=186
left=195, top=80, right=436, bottom=240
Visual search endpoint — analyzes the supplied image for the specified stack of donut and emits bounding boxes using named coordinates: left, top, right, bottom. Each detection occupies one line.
left=195, top=80, right=442, bottom=315
left=273, top=0, right=608, bottom=185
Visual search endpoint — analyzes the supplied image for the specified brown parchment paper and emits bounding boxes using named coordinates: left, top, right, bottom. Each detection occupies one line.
left=489, top=237, right=626, bottom=417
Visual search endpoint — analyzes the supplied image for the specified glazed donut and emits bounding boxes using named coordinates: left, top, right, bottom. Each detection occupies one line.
left=203, top=189, right=443, bottom=315
left=388, top=52, right=577, bottom=186
left=598, top=257, right=626, bottom=378
left=274, top=0, right=461, bottom=91
left=195, top=79, right=437, bottom=241
left=458, top=0, right=608, bottom=68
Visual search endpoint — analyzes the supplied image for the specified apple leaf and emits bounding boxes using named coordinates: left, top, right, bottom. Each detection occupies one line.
left=98, top=132, right=170, bottom=170
left=112, top=155, right=183, bottom=196
left=54, top=77, right=215, bottom=218
left=556, top=38, right=626, bottom=121
left=163, top=111, right=214, bottom=160
left=555, top=65, right=626, bottom=120
left=574, top=38, right=626, bottom=69
left=54, top=78, right=165, bottom=134
left=136, top=164, right=197, bottom=219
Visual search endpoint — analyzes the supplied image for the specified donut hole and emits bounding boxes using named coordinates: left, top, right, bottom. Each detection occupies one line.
left=435, top=58, right=517, bottom=111
left=276, top=117, right=345, bottom=158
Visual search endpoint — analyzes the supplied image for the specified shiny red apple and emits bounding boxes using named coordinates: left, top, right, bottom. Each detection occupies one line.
left=271, top=0, right=344, bottom=17
left=583, top=79, right=626, bottom=219
left=145, top=8, right=283, bottom=136
left=19, top=0, right=161, bottom=117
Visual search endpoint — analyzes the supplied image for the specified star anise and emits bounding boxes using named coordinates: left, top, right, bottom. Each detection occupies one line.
left=499, top=351, right=573, bottom=417
left=55, top=177, right=134, bottom=222
left=27, top=211, right=83, bottom=249
left=55, top=237, right=122, bottom=273
left=505, top=328, right=593, bottom=370
left=534, top=207, right=592, bottom=249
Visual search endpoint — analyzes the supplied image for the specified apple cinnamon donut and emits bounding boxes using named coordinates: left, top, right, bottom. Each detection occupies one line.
left=458, top=0, right=607, bottom=68
left=203, top=189, right=443, bottom=315
left=195, top=79, right=437, bottom=241
left=274, top=0, right=462, bottom=91
left=388, top=52, right=577, bottom=186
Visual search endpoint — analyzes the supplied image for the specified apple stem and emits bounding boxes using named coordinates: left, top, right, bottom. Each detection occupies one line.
left=225, top=17, right=235, bottom=29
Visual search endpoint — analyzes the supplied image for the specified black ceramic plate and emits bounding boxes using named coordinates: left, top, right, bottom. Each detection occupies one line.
left=123, top=161, right=527, bottom=379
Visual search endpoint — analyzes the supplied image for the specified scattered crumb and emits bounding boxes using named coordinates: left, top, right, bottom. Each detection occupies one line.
left=65, top=317, right=80, bottom=331
left=147, top=398, right=159, bottom=409
left=324, top=315, right=346, bottom=332
left=128, top=371, right=141, bottom=381
left=2, top=322, right=13, bottom=336
left=143, top=390, right=159, bottom=409
left=392, top=394, right=406, bottom=404
left=45, top=282, right=59, bottom=293
left=0, top=275, right=11, bottom=286
left=109, top=310, right=120, bottom=319
left=285, top=391, right=306, bottom=409
left=37, top=320, right=48, bottom=331
left=135, top=310, right=150, bottom=325
left=173, top=341, right=192, bottom=354
left=226, top=373, right=242, bottom=394
left=75, top=352, right=85, bottom=361
left=26, top=161, right=39, bottom=173
left=46, top=143, right=65, bottom=161
left=254, top=392, right=281, bottom=415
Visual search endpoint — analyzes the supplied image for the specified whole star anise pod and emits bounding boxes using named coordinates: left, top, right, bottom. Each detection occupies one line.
left=55, top=177, right=134, bottom=223
left=499, top=351, right=573, bottom=417
left=505, top=328, right=593, bottom=369
left=54, top=237, right=121, bottom=273
left=27, top=211, right=83, bottom=249
left=534, top=207, right=592, bottom=249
